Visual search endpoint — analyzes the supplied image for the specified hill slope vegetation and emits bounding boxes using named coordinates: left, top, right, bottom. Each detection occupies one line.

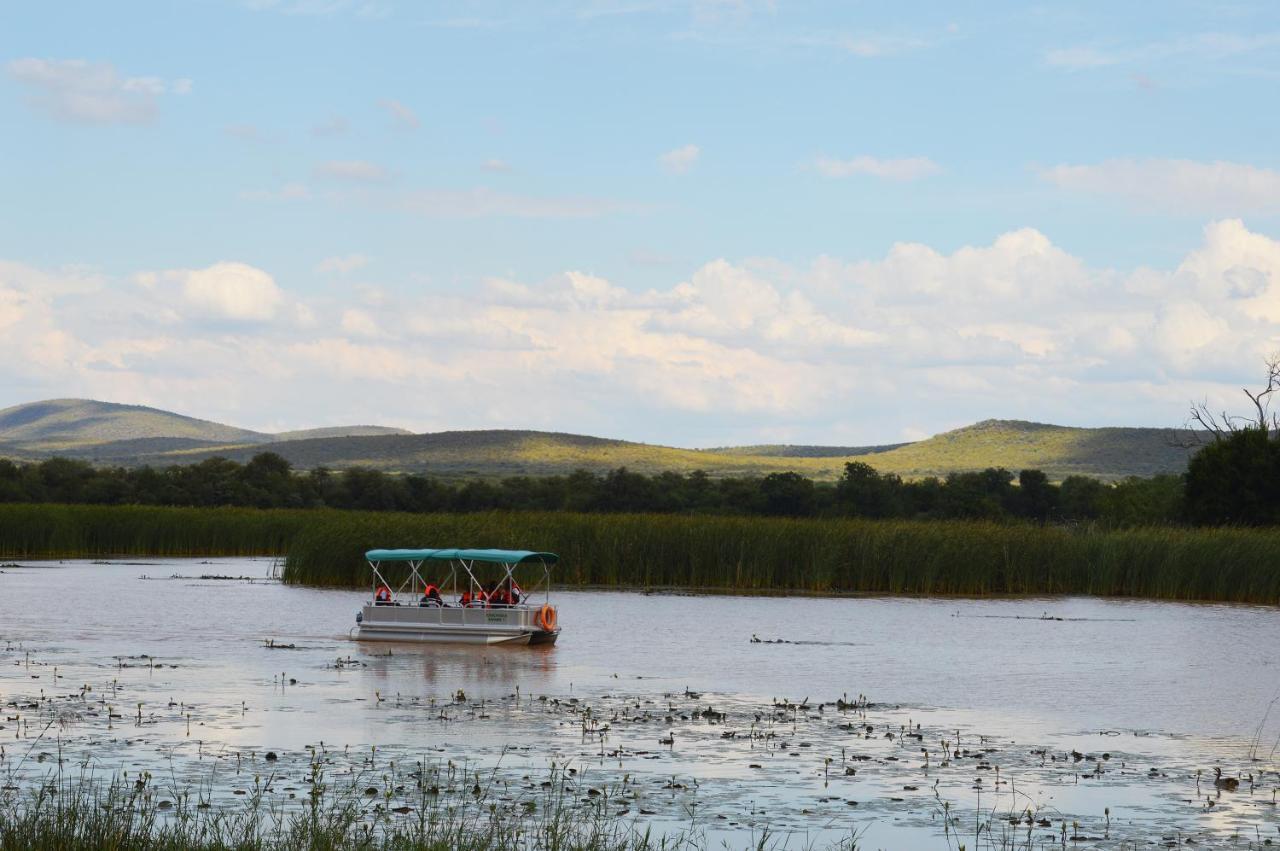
left=0, top=398, right=1197, bottom=481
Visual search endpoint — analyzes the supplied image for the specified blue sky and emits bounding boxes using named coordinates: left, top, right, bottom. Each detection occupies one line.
left=3, top=1, right=1280, bottom=445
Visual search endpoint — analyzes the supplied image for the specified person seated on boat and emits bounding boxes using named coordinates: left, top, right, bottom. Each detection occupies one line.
left=509, top=582, right=522, bottom=606
left=490, top=584, right=511, bottom=608
left=374, top=585, right=393, bottom=606
left=461, top=587, right=488, bottom=608
left=418, top=584, right=442, bottom=607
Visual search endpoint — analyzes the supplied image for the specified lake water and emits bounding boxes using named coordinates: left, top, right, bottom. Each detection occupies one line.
left=2, top=557, right=1279, bottom=849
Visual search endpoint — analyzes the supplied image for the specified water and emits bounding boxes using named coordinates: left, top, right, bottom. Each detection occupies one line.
left=2, top=557, right=1279, bottom=849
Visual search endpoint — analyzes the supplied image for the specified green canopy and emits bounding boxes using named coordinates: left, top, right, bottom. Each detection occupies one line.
left=365, top=548, right=558, bottom=565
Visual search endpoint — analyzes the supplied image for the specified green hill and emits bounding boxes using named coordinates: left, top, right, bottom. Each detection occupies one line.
left=0, top=399, right=266, bottom=448
left=0, top=399, right=1200, bottom=481
left=863, top=419, right=1196, bottom=481
left=0, top=399, right=409, bottom=452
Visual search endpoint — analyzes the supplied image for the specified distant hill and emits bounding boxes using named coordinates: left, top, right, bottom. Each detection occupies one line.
left=862, top=419, right=1196, bottom=481
left=0, top=398, right=1200, bottom=481
left=0, top=399, right=408, bottom=453
left=0, top=399, right=265, bottom=448
left=273, top=426, right=410, bottom=441
left=711, top=443, right=910, bottom=458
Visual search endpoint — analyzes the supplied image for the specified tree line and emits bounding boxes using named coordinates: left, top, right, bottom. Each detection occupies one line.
left=0, top=452, right=1202, bottom=525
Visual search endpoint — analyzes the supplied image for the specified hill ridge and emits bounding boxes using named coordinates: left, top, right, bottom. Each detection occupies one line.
left=0, top=398, right=1198, bottom=482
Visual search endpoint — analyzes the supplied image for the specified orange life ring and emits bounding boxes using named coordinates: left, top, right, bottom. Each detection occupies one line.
left=537, top=604, right=557, bottom=632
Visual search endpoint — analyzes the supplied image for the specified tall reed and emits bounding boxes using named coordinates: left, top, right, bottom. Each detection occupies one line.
left=281, top=510, right=1280, bottom=604
left=0, top=504, right=309, bottom=558
left=2, top=503, right=1279, bottom=604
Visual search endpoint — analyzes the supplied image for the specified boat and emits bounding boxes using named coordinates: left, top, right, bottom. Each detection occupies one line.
left=354, top=548, right=561, bottom=645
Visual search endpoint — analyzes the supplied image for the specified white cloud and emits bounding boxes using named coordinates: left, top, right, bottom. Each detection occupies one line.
left=481, top=159, right=514, bottom=173
left=316, top=254, right=369, bottom=274
left=814, top=155, right=941, bottom=181
left=172, top=262, right=284, bottom=321
left=1041, top=159, right=1280, bottom=213
left=6, top=58, right=191, bottom=125
left=378, top=98, right=420, bottom=130
left=659, top=144, right=701, bottom=174
left=340, top=308, right=381, bottom=337
left=5, top=221, right=1280, bottom=441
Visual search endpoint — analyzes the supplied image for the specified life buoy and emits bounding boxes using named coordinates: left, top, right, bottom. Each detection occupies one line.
left=537, top=604, right=557, bottom=632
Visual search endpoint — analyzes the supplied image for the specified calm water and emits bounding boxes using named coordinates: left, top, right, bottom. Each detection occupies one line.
left=2, top=557, right=1279, bottom=849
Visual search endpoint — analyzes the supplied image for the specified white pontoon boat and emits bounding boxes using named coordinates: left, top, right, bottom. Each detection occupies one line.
left=354, top=548, right=560, bottom=646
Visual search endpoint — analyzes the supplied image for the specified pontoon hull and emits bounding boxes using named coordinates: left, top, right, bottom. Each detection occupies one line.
left=355, top=604, right=560, bottom=646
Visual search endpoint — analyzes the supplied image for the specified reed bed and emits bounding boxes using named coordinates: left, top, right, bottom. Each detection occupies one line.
left=0, top=504, right=310, bottom=558
left=281, top=510, right=1280, bottom=605
left=2, top=504, right=1279, bottom=604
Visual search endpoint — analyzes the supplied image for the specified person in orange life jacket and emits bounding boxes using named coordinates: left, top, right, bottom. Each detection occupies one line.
left=418, top=584, right=442, bottom=607
left=462, top=586, right=488, bottom=608
left=509, top=582, right=522, bottom=606
left=374, top=585, right=392, bottom=606
left=490, top=584, right=511, bottom=607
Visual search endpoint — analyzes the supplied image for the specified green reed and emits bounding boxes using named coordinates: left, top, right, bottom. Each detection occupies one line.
left=0, top=504, right=310, bottom=558
left=2, top=503, right=1279, bottom=604
left=280, top=510, right=1280, bottom=604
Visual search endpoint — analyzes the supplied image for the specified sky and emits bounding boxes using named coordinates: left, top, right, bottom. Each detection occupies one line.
left=3, top=1, right=1280, bottom=446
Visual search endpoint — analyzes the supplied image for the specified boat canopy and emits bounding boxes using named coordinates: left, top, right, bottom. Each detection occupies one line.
left=365, top=548, right=558, bottom=566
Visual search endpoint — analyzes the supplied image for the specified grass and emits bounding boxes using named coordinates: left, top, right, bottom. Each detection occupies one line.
left=0, top=761, right=726, bottom=851
left=2, top=503, right=1277, bottom=605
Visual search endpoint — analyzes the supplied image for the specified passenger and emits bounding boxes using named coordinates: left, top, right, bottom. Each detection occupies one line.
left=418, top=584, right=442, bottom=607
left=462, top=587, right=487, bottom=608
left=490, top=585, right=510, bottom=608
left=509, top=582, right=522, bottom=606
left=374, top=585, right=392, bottom=606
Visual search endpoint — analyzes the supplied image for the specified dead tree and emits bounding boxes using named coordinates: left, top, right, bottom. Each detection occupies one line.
left=1184, top=353, right=1280, bottom=444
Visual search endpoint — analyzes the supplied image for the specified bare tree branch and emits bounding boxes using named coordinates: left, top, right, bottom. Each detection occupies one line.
left=1184, top=353, right=1280, bottom=443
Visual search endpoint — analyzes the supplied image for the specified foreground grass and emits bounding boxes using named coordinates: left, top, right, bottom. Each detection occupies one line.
left=2, top=503, right=1279, bottom=604
left=0, top=764, right=726, bottom=851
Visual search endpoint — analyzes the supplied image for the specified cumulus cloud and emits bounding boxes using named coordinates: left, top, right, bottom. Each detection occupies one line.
left=378, top=98, right=420, bottom=130
left=660, top=144, right=701, bottom=174
left=5, top=221, right=1280, bottom=440
left=481, top=159, right=514, bottom=173
left=149, top=262, right=284, bottom=321
left=1040, top=159, right=1280, bottom=213
left=814, top=155, right=941, bottom=181
left=314, top=160, right=391, bottom=182
left=6, top=58, right=191, bottom=125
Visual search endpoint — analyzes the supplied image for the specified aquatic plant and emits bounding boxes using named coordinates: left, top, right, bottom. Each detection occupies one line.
left=280, top=509, right=1280, bottom=604
left=3, top=503, right=1280, bottom=604
left=0, top=761, right=724, bottom=851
